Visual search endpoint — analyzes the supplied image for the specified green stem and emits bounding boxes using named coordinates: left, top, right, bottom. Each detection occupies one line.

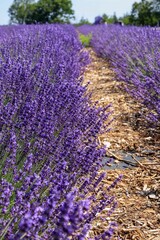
left=0, top=217, right=14, bottom=240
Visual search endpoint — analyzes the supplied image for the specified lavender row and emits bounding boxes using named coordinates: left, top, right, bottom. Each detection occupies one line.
left=77, top=25, right=97, bottom=36
left=93, top=25, right=160, bottom=123
left=0, top=24, right=117, bottom=239
left=78, top=24, right=160, bottom=123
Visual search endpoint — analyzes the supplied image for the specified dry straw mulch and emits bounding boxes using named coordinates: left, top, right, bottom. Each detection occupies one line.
left=83, top=49, right=160, bottom=240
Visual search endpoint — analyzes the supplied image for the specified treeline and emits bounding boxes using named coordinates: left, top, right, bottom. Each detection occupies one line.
left=8, top=0, right=160, bottom=26
left=79, top=0, right=160, bottom=27
left=121, top=0, right=160, bottom=26
left=8, top=0, right=74, bottom=24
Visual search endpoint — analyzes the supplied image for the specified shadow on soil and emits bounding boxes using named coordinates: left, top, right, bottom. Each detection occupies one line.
left=102, top=150, right=153, bottom=170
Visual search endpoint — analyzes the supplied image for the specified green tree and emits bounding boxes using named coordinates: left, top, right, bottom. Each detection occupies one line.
left=102, top=14, right=109, bottom=23
left=119, top=14, right=132, bottom=25
left=131, top=0, right=153, bottom=25
left=76, top=17, right=91, bottom=26
left=8, top=0, right=35, bottom=24
left=102, top=13, right=119, bottom=24
left=130, top=0, right=160, bottom=26
left=151, top=0, right=160, bottom=25
left=112, top=12, right=118, bottom=23
left=8, top=0, right=74, bottom=24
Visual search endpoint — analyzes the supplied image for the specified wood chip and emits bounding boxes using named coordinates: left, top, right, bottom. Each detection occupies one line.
left=84, top=49, right=160, bottom=240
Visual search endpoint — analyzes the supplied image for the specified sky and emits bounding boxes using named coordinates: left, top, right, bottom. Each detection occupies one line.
left=0, top=0, right=140, bottom=25
left=72, top=0, right=139, bottom=23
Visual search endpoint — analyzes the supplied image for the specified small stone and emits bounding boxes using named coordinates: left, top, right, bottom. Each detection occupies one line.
left=103, top=141, right=111, bottom=148
left=148, top=194, right=158, bottom=200
left=145, top=137, right=152, bottom=140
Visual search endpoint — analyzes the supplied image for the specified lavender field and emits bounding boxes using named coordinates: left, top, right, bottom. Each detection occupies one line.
left=77, top=24, right=160, bottom=240
left=78, top=24, right=160, bottom=124
left=0, top=24, right=119, bottom=239
left=0, top=22, right=159, bottom=240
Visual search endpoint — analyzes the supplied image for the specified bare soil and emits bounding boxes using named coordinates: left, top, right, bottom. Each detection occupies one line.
left=83, top=49, right=160, bottom=240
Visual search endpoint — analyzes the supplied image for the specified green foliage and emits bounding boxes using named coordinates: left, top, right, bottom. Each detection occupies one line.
left=8, top=0, right=34, bottom=24
left=119, top=14, right=132, bottom=25
left=101, top=13, right=119, bottom=24
left=116, top=0, right=160, bottom=26
left=129, top=0, right=160, bottom=26
left=131, top=0, right=153, bottom=25
left=77, top=17, right=91, bottom=26
left=102, top=14, right=109, bottom=23
left=95, top=12, right=126, bottom=25
left=79, top=33, right=92, bottom=47
left=8, top=0, right=75, bottom=24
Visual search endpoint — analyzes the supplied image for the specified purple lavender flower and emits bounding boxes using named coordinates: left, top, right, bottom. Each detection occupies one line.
left=89, top=24, right=160, bottom=124
left=0, top=24, right=116, bottom=239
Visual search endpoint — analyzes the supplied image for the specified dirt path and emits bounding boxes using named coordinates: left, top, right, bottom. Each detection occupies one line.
left=84, top=49, right=159, bottom=155
left=84, top=49, right=160, bottom=240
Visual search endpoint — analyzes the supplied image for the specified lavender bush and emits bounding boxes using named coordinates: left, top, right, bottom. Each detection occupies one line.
left=0, top=24, right=117, bottom=239
left=77, top=24, right=98, bottom=36
left=79, top=24, right=160, bottom=123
